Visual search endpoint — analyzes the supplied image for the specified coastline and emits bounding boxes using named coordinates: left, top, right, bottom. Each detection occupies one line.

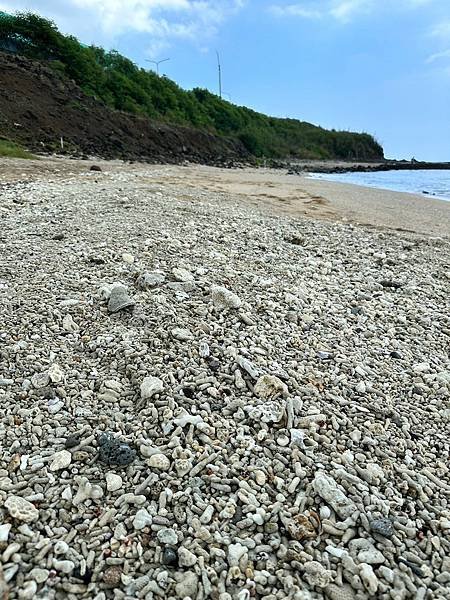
left=273, top=159, right=450, bottom=174
left=1, top=157, right=449, bottom=237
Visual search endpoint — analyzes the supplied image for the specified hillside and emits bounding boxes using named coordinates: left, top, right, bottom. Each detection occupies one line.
left=0, top=52, right=248, bottom=164
left=0, top=12, right=384, bottom=161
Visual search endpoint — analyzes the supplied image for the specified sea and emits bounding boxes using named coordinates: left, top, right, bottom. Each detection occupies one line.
left=309, top=169, right=450, bottom=201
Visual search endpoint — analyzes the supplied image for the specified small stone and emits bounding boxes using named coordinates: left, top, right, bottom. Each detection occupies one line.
left=254, top=470, right=267, bottom=486
left=52, top=559, right=75, bottom=574
left=254, top=374, right=288, bottom=399
left=171, top=327, right=193, bottom=341
left=175, top=572, right=198, bottom=598
left=157, top=528, right=178, bottom=545
left=103, top=566, right=122, bottom=587
left=313, top=472, right=357, bottom=520
left=31, top=371, right=50, bottom=389
left=5, top=496, right=39, bottom=523
left=140, top=376, right=164, bottom=399
left=18, top=581, right=37, bottom=599
left=172, top=267, right=194, bottom=282
left=136, top=271, right=165, bottom=289
left=303, top=561, right=333, bottom=588
left=148, top=453, right=171, bottom=471
left=106, top=473, right=123, bottom=492
left=65, top=433, right=81, bottom=449
left=370, top=518, right=394, bottom=538
left=161, top=547, right=178, bottom=566
left=29, top=568, right=49, bottom=584
left=62, top=314, right=79, bottom=332
left=228, top=543, right=247, bottom=566
left=90, top=165, right=102, bottom=172
left=122, top=252, right=134, bottom=264
left=49, top=449, right=72, bottom=471
left=97, top=432, right=136, bottom=466
left=0, top=524, right=11, bottom=543
left=178, top=547, right=197, bottom=567
left=211, top=285, right=242, bottom=310
left=133, top=508, right=153, bottom=530
left=48, top=364, right=64, bottom=383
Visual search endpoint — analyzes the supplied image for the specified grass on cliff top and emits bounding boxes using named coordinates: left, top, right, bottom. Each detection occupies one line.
left=0, top=139, right=35, bottom=159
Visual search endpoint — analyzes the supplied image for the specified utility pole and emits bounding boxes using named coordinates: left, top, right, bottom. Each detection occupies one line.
left=145, top=58, right=170, bottom=75
left=216, top=50, right=222, bottom=99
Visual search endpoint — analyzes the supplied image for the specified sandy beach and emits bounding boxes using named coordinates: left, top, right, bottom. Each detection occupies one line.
left=1, top=156, right=449, bottom=599
left=1, top=157, right=449, bottom=237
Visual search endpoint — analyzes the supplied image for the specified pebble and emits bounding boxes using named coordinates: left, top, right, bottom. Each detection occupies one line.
left=49, top=449, right=72, bottom=471
left=0, top=162, right=447, bottom=600
left=140, top=376, right=164, bottom=399
left=211, top=285, right=242, bottom=309
left=178, top=547, right=197, bottom=567
left=157, top=528, right=178, bottom=545
left=147, top=453, right=171, bottom=470
left=370, top=517, right=394, bottom=538
left=105, top=472, right=123, bottom=492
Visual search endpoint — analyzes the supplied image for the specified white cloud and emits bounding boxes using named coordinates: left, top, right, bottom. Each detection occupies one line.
left=268, top=4, right=322, bottom=18
left=269, top=0, right=439, bottom=23
left=0, top=0, right=245, bottom=55
left=329, top=0, right=373, bottom=23
left=426, top=48, right=450, bottom=62
left=431, top=20, right=450, bottom=40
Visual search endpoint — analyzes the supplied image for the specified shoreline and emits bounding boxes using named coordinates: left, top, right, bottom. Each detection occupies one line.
left=1, top=156, right=449, bottom=237
left=272, top=159, right=450, bottom=174
left=306, top=171, right=450, bottom=203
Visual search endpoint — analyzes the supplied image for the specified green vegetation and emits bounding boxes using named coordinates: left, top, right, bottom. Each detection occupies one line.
left=0, top=138, right=35, bottom=159
left=0, top=12, right=384, bottom=160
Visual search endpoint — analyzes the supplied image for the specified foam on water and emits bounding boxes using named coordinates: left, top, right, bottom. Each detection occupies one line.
left=309, top=169, right=450, bottom=201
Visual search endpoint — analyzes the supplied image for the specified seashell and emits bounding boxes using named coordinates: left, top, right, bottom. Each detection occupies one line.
left=140, top=376, right=164, bottom=399
left=107, top=283, right=135, bottom=313
left=211, top=285, right=242, bottom=310
left=4, top=496, right=39, bottom=523
left=254, top=374, right=288, bottom=399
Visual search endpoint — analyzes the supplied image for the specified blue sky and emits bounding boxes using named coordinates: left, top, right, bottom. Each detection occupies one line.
left=2, top=0, right=450, bottom=160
